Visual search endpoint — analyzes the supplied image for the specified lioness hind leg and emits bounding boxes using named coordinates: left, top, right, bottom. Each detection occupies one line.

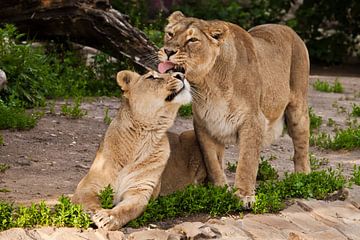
left=285, top=101, right=311, bottom=173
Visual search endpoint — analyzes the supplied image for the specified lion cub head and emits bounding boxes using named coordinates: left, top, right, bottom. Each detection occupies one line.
left=117, top=70, right=191, bottom=122
left=158, top=11, right=229, bottom=80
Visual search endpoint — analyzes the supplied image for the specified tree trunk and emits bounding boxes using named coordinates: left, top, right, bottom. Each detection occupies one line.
left=0, top=0, right=159, bottom=70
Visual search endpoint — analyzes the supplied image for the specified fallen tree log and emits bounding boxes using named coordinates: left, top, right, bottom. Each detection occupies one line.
left=0, top=0, right=159, bottom=70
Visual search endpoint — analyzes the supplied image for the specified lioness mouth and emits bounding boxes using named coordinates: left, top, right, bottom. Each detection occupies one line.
left=165, top=83, right=185, bottom=102
left=158, top=61, right=185, bottom=74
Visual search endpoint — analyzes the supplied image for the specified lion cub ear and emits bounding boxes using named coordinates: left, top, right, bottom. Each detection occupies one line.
left=116, top=70, right=140, bottom=97
left=168, top=11, right=185, bottom=24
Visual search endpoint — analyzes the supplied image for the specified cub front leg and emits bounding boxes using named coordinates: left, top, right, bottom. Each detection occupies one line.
left=194, top=119, right=226, bottom=186
left=234, top=116, right=264, bottom=209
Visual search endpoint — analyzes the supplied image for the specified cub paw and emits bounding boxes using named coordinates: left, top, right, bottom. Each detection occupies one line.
left=235, top=191, right=256, bottom=210
left=92, top=209, right=120, bottom=231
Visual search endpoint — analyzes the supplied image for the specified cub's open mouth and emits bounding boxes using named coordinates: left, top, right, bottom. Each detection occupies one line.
left=158, top=61, right=185, bottom=74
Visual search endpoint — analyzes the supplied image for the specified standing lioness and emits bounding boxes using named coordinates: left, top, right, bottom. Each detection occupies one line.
left=72, top=70, right=192, bottom=230
left=158, top=11, right=311, bottom=206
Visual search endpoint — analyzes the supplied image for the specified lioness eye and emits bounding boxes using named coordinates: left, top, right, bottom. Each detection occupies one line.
left=166, top=32, right=174, bottom=38
left=187, top=38, right=199, bottom=43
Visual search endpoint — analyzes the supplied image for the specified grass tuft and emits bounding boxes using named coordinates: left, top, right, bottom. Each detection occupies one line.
left=60, top=99, right=87, bottom=119
left=312, top=79, right=344, bottom=93
left=309, top=107, right=322, bottom=132
left=178, top=104, right=192, bottom=117
left=351, top=103, right=360, bottom=117
left=0, top=164, right=10, bottom=173
left=0, top=101, right=38, bottom=130
left=98, top=185, right=115, bottom=209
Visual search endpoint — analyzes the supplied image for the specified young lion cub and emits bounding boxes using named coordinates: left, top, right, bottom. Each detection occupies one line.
left=72, top=70, right=192, bottom=230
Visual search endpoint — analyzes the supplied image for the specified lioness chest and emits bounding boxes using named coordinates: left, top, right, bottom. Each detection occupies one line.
left=193, top=98, right=245, bottom=144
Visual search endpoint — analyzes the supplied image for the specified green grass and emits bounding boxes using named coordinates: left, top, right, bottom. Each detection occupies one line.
left=312, top=79, right=344, bottom=93
left=351, top=165, right=360, bottom=186
left=103, top=107, right=112, bottom=125
left=0, top=196, right=91, bottom=231
left=257, top=156, right=278, bottom=181
left=351, top=103, right=360, bottom=117
left=309, top=107, right=322, bottom=132
left=226, top=156, right=278, bottom=181
left=0, top=164, right=10, bottom=173
left=309, top=153, right=329, bottom=170
left=310, top=125, right=360, bottom=150
left=0, top=101, right=38, bottom=130
left=178, top=103, right=192, bottom=117
left=60, top=99, right=87, bottom=119
left=98, top=185, right=114, bottom=209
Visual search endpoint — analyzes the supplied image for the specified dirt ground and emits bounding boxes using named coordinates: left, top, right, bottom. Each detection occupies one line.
left=0, top=73, right=360, bottom=205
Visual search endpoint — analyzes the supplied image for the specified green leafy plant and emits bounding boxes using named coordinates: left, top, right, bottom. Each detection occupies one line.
left=257, top=156, right=278, bottom=181
left=61, top=99, right=87, bottom=119
left=0, top=164, right=10, bottom=173
left=309, top=107, right=322, bottom=132
left=351, top=103, right=360, bottom=117
left=327, top=118, right=336, bottom=127
left=309, top=153, right=329, bottom=170
left=310, top=125, right=360, bottom=150
left=98, top=185, right=115, bottom=209
left=103, top=107, right=112, bottom=125
left=0, top=196, right=91, bottom=231
left=178, top=103, right=192, bottom=117
left=312, top=79, right=344, bottom=93
left=127, top=184, right=243, bottom=228
left=351, top=165, right=360, bottom=186
left=0, top=101, right=38, bottom=130
left=226, top=162, right=237, bottom=173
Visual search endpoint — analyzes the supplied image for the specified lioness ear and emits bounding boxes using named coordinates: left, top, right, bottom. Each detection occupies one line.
left=168, top=11, right=185, bottom=24
left=116, top=70, right=140, bottom=97
left=207, top=22, right=228, bottom=44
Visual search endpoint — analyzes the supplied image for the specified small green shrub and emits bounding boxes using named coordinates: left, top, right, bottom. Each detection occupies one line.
left=0, top=196, right=91, bottom=231
left=0, top=101, right=38, bottom=130
left=327, top=118, right=336, bottom=127
left=310, top=125, right=360, bottom=150
left=99, top=185, right=115, bottom=209
left=309, top=107, right=322, bottom=132
left=0, top=134, right=3, bottom=145
left=0, top=164, right=10, bottom=173
left=351, top=165, right=360, bottom=186
left=226, top=162, right=237, bottom=173
left=351, top=103, right=360, bottom=117
left=178, top=104, right=192, bottom=117
left=103, top=107, right=112, bottom=125
left=127, top=184, right=243, bottom=228
left=309, top=153, right=329, bottom=170
left=257, top=156, right=278, bottom=181
left=312, top=79, right=344, bottom=93
left=61, top=99, right=87, bottom=119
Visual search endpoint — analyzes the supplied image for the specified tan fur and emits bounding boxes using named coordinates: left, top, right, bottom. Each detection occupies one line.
left=159, top=11, right=311, bottom=207
left=72, top=70, right=194, bottom=230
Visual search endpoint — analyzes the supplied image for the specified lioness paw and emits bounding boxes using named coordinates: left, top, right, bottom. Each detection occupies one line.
left=92, top=210, right=120, bottom=231
left=235, top=191, right=256, bottom=210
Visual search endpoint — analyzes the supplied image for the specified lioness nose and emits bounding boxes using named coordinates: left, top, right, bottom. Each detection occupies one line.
left=164, top=48, right=177, bottom=58
left=173, top=73, right=184, bottom=81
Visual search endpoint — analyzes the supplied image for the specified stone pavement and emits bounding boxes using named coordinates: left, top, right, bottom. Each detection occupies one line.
left=2, top=186, right=360, bottom=240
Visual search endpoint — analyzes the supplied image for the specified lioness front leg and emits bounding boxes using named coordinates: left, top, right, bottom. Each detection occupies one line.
left=234, top=116, right=263, bottom=208
left=194, top=120, right=226, bottom=186
left=92, top=188, right=153, bottom=230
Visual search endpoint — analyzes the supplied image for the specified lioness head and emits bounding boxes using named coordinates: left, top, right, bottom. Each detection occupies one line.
left=117, top=70, right=191, bottom=121
left=158, top=11, right=229, bottom=81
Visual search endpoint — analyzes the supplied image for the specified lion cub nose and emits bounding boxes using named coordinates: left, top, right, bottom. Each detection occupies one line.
left=173, top=72, right=184, bottom=81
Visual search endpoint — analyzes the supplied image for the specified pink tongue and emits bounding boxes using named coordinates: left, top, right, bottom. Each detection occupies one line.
left=158, top=61, right=175, bottom=73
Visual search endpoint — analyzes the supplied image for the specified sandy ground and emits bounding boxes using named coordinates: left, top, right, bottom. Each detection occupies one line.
left=0, top=75, right=360, bottom=204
